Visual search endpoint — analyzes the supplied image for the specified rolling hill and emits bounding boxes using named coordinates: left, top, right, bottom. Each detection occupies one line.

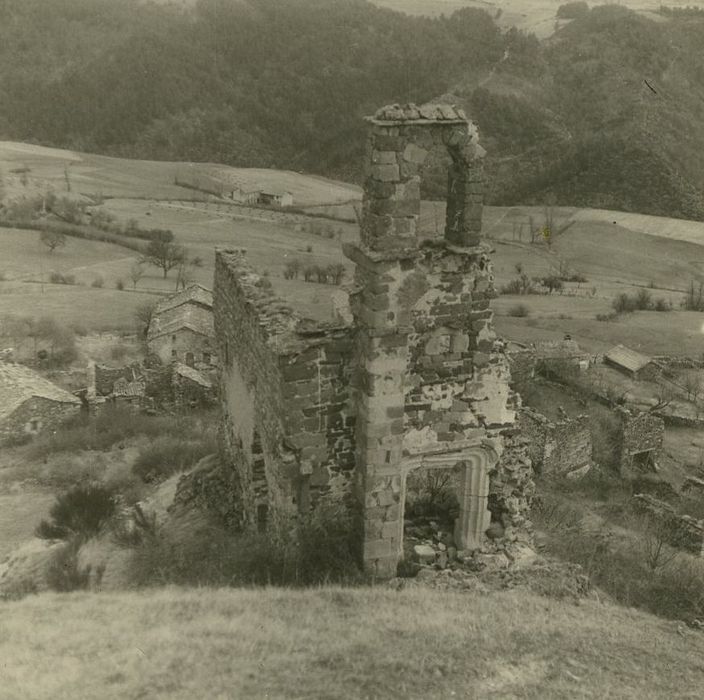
left=1, top=1, right=703, bottom=222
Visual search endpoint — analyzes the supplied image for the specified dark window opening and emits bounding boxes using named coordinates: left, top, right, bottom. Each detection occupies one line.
left=256, top=504, right=268, bottom=532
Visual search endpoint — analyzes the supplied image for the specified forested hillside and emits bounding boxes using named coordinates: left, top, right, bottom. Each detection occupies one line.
left=1, top=0, right=703, bottom=219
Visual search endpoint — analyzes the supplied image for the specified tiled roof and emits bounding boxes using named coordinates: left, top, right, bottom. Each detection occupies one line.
left=369, top=102, right=468, bottom=124
left=147, top=303, right=214, bottom=341
left=605, top=344, right=652, bottom=373
left=173, top=363, right=212, bottom=388
left=155, top=284, right=213, bottom=315
left=0, top=361, right=81, bottom=420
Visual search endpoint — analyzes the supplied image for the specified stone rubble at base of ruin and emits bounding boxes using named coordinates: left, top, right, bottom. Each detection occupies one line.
left=210, top=103, right=534, bottom=577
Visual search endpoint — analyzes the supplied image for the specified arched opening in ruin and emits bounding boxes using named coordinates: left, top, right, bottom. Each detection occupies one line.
left=361, top=107, right=484, bottom=252
left=398, top=445, right=498, bottom=567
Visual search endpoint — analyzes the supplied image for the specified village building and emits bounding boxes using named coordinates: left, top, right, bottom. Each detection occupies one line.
left=604, top=344, right=661, bottom=380
left=0, top=361, right=81, bottom=444
left=211, top=103, right=528, bottom=576
left=257, top=190, right=293, bottom=207
left=147, top=284, right=217, bottom=370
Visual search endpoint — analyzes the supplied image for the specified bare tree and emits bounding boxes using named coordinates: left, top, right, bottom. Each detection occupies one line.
left=140, top=239, right=186, bottom=279
left=134, top=300, right=158, bottom=339
left=40, top=229, right=66, bottom=254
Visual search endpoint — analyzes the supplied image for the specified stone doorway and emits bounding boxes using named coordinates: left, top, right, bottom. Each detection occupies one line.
left=401, top=443, right=498, bottom=554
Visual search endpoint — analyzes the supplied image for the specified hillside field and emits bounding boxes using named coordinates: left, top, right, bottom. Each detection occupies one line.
left=3, top=142, right=704, bottom=351
left=3, top=586, right=704, bottom=700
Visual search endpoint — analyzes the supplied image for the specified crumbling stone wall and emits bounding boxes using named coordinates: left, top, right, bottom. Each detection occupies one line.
left=619, top=408, right=664, bottom=476
left=214, top=103, right=527, bottom=576
left=517, top=407, right=592, bottom=478
left=632, top=494, right=704, bottom=556
left=215, top=249, right=355, bottom=530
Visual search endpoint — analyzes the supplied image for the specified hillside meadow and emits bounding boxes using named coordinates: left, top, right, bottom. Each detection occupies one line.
left=3, top=586, right=704, bottom=699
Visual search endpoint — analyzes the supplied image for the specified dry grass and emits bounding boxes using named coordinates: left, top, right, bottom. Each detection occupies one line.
left=2, top=586, right=704, bottom=699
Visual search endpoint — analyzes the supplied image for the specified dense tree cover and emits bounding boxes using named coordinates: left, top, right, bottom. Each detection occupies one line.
left=1, top=1, right=704, bottom=218
left=0, top=0, right=503, bottom=179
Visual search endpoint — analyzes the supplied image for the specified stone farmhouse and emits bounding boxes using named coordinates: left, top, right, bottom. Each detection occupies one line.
left=0, top=361, right=81, bottom=444
left=213, top=103, right=528, bottom=576
left=147, top=284, right=217, bottom=370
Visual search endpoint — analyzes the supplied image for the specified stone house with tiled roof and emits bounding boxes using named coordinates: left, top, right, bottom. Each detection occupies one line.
left=0, top=361, right=81, bottom=444
left=147, top=285, right=217, bottom=370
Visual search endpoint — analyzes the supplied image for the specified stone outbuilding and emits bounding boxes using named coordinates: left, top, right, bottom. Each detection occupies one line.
left=147, top=284, right=217, bottom=369
left=0, top=361, right=81, bottom=444
left=604, top=344, right=660, bottom=380
left=618, top=408, right=665, bottom=476
left=212, top=103, right=527, bottom=577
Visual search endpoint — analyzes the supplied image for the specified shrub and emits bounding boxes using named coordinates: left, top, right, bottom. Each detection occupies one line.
left=129, top=497, right=362, bottom=588
left=28, top=406, right=217, bottom=459
left=653, top=298, right=670, bottom=311
left=254, top=276, right=273, bottom=290
left=540, top=275, right=564, bottom=294
left=115, top=278, right=125, bottom=291
left=283, top=259, right=302, bottom=280
left=596, top=312, right=618, bottom=322
left=36, top=484, right=116, bottom=540
left=91, top=275, right=104, bottom=288
left=507, top=303, right=530, bottom=317
left=49, top=272, right=76, bottom=285
left=634, top=288, right=652, bottom=310
left=45, top=540, right=92, bottom=592
left=612, top=292, right=636, bottom=313
left=132, top=435, right=217, bottom=483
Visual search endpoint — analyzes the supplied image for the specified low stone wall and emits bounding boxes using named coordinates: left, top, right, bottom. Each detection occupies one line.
left=631, top=494, right=704, bottom=556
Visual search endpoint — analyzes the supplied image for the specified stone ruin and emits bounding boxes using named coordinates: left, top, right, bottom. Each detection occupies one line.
left=517, top=406, right=592, bottom=479
left=213, top=103, right=531, bottom=576
left=618, top=408, right=664, bottom=476
left=631, top=493, right=704, bottom=556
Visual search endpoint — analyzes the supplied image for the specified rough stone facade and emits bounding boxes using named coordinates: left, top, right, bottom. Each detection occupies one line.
left=214, top=103, right=526, bottom=576
left=0, top=396, right=79, bottom=445
left=619, top=408, right=665, bottom=476
left=517, top=407, right=592, bottom=478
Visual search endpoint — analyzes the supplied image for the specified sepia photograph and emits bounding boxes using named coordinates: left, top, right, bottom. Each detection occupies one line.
left=1, top=0, right=704, bottom=697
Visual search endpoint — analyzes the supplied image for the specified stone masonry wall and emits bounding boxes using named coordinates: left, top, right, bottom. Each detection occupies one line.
left=517, top=407, right=592, bottom=478
left=214, top=249, right=355, bottom=530
left=0, top=397, right=80, bottom=445
left=619, top=408, right=665, bottom=476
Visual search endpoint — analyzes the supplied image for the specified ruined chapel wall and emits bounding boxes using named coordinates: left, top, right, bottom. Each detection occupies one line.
left=404, top=245, right=515, bottom=456
left=214, top=249, right=357, bottom=527
left=214, top=250, right=293, bottom=527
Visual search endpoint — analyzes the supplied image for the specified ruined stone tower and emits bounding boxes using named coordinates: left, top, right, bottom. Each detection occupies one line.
left=346, top=104, right=515, bottom=575
left=213, top=103, right=520, bottom=577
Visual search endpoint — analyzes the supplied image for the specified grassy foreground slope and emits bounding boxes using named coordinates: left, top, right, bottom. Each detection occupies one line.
left=3, top=587, right=704, bottom=699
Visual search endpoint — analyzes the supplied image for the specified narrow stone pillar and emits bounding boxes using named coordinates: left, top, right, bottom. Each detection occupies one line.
left=344, top=242, right=415, bottom=578
left=454, top=450, right=493, bottom=550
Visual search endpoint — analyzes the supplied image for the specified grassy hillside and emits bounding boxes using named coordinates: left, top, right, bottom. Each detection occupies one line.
left=3, top=586, right=704, bottom=699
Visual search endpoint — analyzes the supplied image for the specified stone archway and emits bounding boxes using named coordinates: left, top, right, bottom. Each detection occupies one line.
left=402, top=441, right=499, bottom=551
